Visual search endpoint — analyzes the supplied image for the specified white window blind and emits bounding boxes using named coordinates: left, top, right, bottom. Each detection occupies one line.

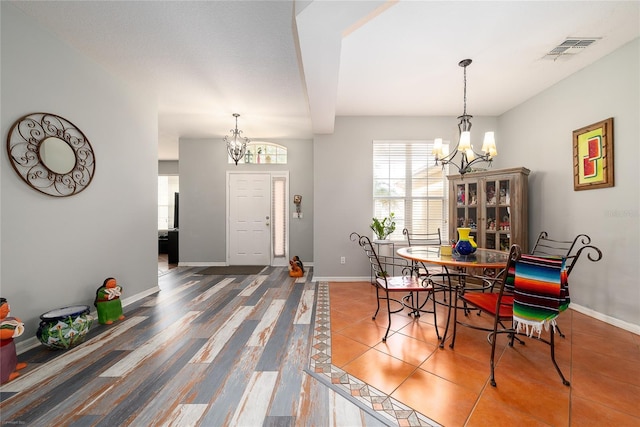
left=373, top=140, right=449, bottom=242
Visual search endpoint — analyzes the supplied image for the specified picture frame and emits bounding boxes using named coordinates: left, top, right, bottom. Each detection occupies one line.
left=573, top=117, right=614, bottom=191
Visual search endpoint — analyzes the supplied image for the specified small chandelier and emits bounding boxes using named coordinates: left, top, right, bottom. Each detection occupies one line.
left=224, top=113, right=250, bottom=165
left=433, top=59, right=497, bottom=175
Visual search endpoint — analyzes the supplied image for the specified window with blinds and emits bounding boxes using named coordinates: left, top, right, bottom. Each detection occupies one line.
left=373, top=140, right=449, bottom=242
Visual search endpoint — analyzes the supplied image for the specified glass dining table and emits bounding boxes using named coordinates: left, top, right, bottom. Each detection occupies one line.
left=396, top=246, right=510, bottom=347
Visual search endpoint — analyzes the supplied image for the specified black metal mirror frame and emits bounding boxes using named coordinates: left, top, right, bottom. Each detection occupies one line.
left=6, top=112, right=95, bottom=197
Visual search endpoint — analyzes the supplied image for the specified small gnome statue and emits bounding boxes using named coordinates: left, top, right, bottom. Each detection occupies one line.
left=288, top=255, right=304, bottom=277
left=0, top=297, right=27, bottom=384
left=94, top=277, right=125, bottom=325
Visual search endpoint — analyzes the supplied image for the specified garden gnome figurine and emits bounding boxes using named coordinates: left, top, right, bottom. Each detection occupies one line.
left=0, top=297, right=27, bottom=384
left=292, top=256, right=304, bottom=273
left=288, top=256, right=304, bottom=277
left=94, top=277, right=125, bottom=325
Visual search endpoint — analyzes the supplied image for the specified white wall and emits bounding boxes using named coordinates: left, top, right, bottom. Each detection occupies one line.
left=179, top=137, right=314, bottom=265
left=497, top=38, right=639, bottom=328
left=1, top=4, right=159, bottom=342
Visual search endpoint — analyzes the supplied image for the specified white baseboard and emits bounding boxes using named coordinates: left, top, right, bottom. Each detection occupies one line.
left=15, top=337, right=41, bottom=355
left=178, top=261, right=313, bottom=268
left=180, top=262, right=315, bottom=268
left=121, top=285, right=160, bottom=306
left=570, top=303, right=640, bottom=335
left=312, top=276, right=370, bottom=283
left=16, top=285, right=160, bottom=355
left=178, top=262, right=226, bottom=267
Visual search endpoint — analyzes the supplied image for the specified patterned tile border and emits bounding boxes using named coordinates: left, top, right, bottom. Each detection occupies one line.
left=309, top=281, right=440, bottom=427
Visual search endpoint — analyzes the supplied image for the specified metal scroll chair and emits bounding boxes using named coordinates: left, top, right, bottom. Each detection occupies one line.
left=402, top=228, right=443, bottom=277
left=531, top=231, right=603, bottom=276
left=403, top=227, right=452, bottom=306
left=530, top=231, right=603, bottom=336
left=451, top=245, right=521, bottom=386
left=511, top=252, right=574, bottom=386
left=350, top=232, right=439, bottom=343
left=456, top=245, right=579, bottom=387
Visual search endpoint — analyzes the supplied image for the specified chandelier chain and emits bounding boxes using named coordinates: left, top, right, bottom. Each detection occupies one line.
left=463, top=63, right=467, bottom=116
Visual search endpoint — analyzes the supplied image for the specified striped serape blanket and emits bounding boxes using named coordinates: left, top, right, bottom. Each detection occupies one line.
left=513, top=254, right=569, bottom=337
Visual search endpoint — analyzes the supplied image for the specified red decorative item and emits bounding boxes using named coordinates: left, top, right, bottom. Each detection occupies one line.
left=0, top=298, right=27, bottom=384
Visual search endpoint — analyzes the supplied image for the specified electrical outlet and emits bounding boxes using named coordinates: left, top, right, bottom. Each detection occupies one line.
left=340, top=256, right=346, bottom=264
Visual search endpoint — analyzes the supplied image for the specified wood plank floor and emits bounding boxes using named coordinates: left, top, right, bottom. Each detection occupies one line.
left=1, top=266, right=415, bottom=426
left=3, top=264, right=638, bottom=426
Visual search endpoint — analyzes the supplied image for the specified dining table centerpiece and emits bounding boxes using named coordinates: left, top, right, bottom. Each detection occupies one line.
left=455, top=227, right=477, bottom=255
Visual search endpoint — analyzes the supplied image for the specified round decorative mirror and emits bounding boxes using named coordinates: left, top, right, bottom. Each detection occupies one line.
left=6, top=113, right=95, bottom=197
left=40, top=136, right=76, bottom=174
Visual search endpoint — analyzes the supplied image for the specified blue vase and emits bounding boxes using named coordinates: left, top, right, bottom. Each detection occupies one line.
left=455, top=239, right=474, bottom=255
left=455, top=227, right=476, bottom=256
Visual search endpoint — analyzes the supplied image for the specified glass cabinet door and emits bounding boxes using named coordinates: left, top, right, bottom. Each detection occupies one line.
left=483, top=178, right=513, bottom=250
left=498, top=179, right=511, bottom=250
left=484, top=179, right=498, bottom=249
left=454, top=182, right=478, bottom=241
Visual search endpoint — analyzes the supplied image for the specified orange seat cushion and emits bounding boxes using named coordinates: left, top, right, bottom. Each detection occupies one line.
left=462, top=293, right=513, bottom=318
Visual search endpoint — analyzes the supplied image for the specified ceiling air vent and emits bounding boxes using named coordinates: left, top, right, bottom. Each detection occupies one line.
left=543, top=37, right=600, bottom=61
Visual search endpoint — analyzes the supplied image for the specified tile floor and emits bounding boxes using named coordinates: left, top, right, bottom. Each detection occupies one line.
left=329, top=281, right=640, bottom=426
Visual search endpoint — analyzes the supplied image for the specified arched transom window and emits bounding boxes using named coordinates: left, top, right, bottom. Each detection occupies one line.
left=228, top=141, right=288, bottom=164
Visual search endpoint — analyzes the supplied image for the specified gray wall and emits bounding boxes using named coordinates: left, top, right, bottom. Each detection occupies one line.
left=313, top=40, right=639, bottom=329
left=1, top=4, right=159, bottom=343
left=497, top=38, right=639, bottom=327
left=179, top=137, right=314, bottom=265
left=159, top=160, right=179, bottom=175
left=313, top=116, right=497, bottom=280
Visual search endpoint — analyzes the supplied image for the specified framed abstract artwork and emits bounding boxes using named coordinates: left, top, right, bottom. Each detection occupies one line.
left=573, top=117, right=614, bottom=191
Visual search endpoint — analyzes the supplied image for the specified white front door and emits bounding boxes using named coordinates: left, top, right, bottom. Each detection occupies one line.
left=228, top=173, right=271, bottom=265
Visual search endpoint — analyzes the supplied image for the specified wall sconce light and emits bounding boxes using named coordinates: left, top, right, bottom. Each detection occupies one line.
left=293, top=194, right=302, bottom=218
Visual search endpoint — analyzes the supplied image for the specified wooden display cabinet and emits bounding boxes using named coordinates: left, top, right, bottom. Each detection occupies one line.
left=448, top=167, right=530, bottom=252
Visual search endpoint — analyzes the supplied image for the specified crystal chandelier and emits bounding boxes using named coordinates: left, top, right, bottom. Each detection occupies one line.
left=224, top=113, right=250, bottom=165
left=433, top=59, right=497, bottom=175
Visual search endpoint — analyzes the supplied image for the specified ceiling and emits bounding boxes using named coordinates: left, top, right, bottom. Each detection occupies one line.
left=9, top=1, right=640, bottom=160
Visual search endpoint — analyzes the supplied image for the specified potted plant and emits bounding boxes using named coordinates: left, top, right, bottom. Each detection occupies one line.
left=370, top=213, right=396, bottom=241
